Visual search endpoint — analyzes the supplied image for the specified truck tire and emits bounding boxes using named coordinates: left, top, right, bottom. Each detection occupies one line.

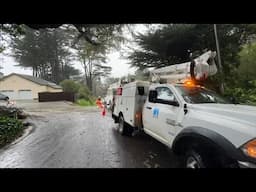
left=118, top=115, right=133, bottom=136
left=184, top=147, right=235, bottom=168
left=184, top=149, right=207, bottom=168
left=118, top=115, right=126, bottom=135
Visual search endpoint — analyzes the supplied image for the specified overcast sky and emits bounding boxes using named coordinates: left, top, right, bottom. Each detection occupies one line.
left=0, top=24, right=149, bottom=78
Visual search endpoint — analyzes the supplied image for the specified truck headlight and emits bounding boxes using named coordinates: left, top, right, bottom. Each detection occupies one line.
left=241, top=139, right=256, bottom=159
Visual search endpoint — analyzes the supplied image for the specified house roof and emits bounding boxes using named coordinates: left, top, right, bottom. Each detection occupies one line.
left=0, top=73, right=62, bottom=89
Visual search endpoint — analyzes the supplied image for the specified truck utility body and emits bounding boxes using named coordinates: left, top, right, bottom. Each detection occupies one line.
left=112, top=51, right=256, bottom=168
left=113, top=81, right=149, bottom=130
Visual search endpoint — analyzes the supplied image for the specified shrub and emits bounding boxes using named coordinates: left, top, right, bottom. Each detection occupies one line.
left=77, top=86, right=93, bottom=100
left=0, top=106, right=27, bottom=119
left=60, top=79, right=95, bottom=103
left=224, top=81, right=256, bottom=105
left=60, top=79, right=80, bottom=93
left=0, top=116, right=24, bottom=147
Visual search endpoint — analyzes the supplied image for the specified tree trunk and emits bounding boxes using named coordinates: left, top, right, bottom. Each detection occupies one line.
left=88, top=73, right=92, bottom=92
left=83, top=57, right=88, bottom=86
left=35, top=67, right=38, bottom=77
left=88, top=59, right=93, bottom=92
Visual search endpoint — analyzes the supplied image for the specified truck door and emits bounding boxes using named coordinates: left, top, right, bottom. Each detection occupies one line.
left=146, top=86, right=181, bottom=145
left=156, top=87, right=182, bottom=144
left=143, top=92, right=163, bottom=138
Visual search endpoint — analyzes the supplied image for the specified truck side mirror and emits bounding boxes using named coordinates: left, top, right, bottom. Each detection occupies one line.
left=149, top=90, right=157, bottom=103
left=138, top=87, right=144, bottom=96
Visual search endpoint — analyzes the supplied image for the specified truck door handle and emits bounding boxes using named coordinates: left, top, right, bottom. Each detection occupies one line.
left=146, top=106, right=152, bottom=110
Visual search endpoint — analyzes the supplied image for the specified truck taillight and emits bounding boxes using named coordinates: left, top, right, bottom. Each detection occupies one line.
left=135, top=113, right=141, bottom=119
left=117, top=87, right=122, bottom=95
left=135, top=112, right=142, bottom=128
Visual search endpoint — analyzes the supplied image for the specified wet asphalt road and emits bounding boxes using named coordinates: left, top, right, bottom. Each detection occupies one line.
left=0, top=101, right=180, bottom=168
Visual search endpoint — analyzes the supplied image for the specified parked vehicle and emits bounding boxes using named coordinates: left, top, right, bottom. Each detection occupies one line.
left=0, top=93, right=9, bottom=101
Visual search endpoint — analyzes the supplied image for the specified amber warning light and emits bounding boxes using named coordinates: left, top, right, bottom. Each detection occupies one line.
left=184, top=79, right=196, bottom=87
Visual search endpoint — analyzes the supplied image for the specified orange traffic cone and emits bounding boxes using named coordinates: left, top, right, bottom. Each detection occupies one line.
left=102, top=107, right=106, bottom=116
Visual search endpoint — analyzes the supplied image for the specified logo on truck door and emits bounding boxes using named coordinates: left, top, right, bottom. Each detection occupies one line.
left=153, top=108, right=159, bottom=118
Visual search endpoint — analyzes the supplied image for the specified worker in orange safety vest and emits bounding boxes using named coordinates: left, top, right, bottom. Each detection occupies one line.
left=95, top=96, right=106, bottom=116
left=96, top=96, right=103, bottom=109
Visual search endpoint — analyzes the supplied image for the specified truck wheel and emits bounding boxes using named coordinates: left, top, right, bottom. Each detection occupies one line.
left=183, top=145, right=237, bottom=168
left=118, top=115, right=126, bottom=135
left=184, top=150, right=207, bottom=168
left=118, top=115, right=133, bottom=136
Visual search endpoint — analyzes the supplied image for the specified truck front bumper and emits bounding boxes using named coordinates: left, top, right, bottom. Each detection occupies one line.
left=238, top=161, right=256, bottom=168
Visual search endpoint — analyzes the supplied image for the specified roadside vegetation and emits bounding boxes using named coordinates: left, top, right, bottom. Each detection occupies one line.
left=0, top=106, right=27, bottom=148
left=0, top=88, right=29, bottom=148
left=60, top=79, right=96, bottom=106
left=0, top=116, right=24, bottom=148
left=224, top=80, right=256, bottom=105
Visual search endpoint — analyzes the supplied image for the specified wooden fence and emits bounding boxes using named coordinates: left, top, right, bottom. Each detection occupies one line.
left=38, top=92, right=75, bottom=102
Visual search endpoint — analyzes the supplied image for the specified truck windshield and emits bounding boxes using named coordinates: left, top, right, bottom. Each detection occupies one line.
left=175, top=85, right=231, bottom=104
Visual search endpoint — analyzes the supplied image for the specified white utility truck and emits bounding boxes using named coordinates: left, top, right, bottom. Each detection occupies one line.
left=112, top=50, right=256, bottom=168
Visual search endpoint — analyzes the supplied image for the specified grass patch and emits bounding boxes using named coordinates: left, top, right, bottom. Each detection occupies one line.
left=0, top=116, right=24, bottom=148
left=76, top=99, right=96, bottom=107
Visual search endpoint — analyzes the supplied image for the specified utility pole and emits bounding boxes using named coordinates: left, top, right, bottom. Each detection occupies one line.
left=214, top=24, right=225, bottom=94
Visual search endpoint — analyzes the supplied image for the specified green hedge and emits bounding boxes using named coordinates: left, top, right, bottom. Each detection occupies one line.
left=0, top=116, right=24, bottom=147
